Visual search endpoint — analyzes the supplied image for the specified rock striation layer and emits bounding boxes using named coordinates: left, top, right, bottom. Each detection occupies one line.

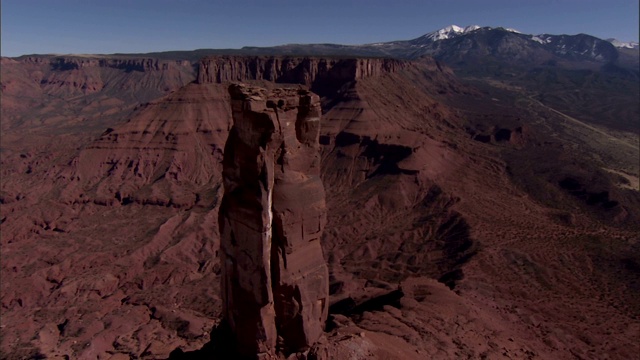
left=219, top=84, right=329, bottom=357
left=18, top=56, right=192, bottom=72
left=197, top=56, right=406, bottom=88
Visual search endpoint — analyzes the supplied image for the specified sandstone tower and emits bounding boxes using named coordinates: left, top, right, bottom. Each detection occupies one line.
left=219, top=84, right=329, bottom=357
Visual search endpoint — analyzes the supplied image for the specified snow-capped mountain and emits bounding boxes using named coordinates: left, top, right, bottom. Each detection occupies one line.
left=398, top=26, right=621, bottom=66
left=606, top=38, right=639, bottom=49
left=410, top=25, right=522, bottom=44
left=228, top=24, right=636, bottom=72
left=418, top=25, right=481, bottom=42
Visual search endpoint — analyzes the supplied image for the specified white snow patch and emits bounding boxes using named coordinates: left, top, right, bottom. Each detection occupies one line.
left=531, top=36, right=545, bottom=44
left=607, top=38, right=639, bottom=49
left=532, top=35, right=553, bottom=44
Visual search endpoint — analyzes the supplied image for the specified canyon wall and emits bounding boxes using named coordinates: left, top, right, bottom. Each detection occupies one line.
left=197, top=56, right=407, bottom=88
left=17, top=56, right=192, bottom=72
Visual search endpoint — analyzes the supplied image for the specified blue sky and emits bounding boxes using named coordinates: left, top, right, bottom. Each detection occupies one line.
left=1, top=0, right=638, bottom=57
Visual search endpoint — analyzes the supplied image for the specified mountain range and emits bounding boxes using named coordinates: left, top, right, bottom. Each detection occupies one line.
left=91, top=24, right=637, bottom=68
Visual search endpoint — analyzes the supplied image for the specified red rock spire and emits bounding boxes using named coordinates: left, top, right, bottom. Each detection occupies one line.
left=219, top=84, right=329, bottom=358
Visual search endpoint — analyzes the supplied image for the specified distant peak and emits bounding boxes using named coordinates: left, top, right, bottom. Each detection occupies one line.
left=606, top=38, right=639, bottom=49
left=421, top=24, right=481, bottom=41
left=421, top=25, right=523, bottom=42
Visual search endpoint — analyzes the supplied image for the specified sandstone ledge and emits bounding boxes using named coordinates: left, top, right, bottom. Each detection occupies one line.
left=197, top=56, right=407, bottom=86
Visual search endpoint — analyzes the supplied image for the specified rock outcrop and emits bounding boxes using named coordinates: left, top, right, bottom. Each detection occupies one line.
left=1, top=55, right=195, bottom=104
left=197, top=56, right=406, bottom=89
left=219, top=84, right=329, bottom=357
left=17, top=56, right=192, bottom=72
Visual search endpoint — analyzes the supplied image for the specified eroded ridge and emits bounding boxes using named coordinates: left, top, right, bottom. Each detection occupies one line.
left=219, top=84, right=329, bottom=357
left=197, top=56, right=407, bottom=86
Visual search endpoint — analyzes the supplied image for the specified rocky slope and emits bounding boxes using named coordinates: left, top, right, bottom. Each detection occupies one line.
left=0, top=55, right=195, bottom=141
left=1, top=54, right=639, bottom=359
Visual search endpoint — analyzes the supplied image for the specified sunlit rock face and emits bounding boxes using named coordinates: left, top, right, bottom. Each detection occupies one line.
left=219, top=84, right=329, bottom=357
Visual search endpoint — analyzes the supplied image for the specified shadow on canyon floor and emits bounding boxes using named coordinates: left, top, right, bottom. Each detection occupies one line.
left=168, top=321, right=238, bottom=360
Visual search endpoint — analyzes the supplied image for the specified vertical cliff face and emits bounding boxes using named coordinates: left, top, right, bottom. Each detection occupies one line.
left=219, top=84, right=329, bottom=357
left=197, top=56, right=407, bottom=89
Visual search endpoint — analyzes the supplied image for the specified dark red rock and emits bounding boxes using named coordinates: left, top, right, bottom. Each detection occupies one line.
left=219, top=84, right=329, bottom=357
left=196, top=56, right=407, bottom=87
left=2, top=53, right=639, bottom=360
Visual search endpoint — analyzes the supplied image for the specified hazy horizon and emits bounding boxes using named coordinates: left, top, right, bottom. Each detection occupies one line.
left=2, top=0, right=638, bottom=57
